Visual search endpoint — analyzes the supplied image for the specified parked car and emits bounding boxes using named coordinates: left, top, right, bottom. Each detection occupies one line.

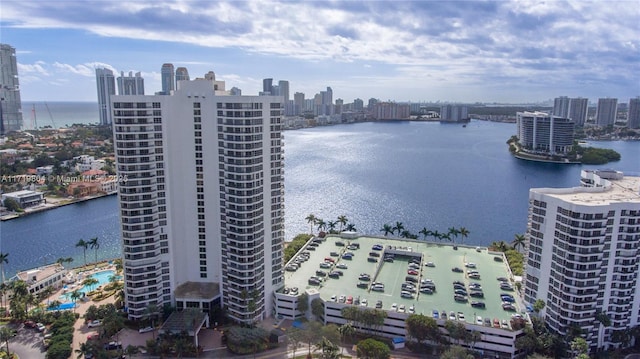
left=36, top=323, right=46, bottom=332
left=452, top=267, right=463, bottom=273
left=375, top=300, right=383, bottom=309
left=471, top=301, right=486, bottom=308
left=425, top=262, right=435, bottom=267
left=407, top=269, right=419, bottom=275
left=336, top=263, right=348, bottom=269
left=139, top=326, right=154, bottom=333
left=104, top=341, right=122, bottom=350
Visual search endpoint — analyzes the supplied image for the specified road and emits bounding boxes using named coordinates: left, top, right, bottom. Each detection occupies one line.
left=6, top=322, right=47, bottom=359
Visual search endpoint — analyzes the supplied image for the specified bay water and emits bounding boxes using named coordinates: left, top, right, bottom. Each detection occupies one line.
left=2, top=110, right=638, bottom=278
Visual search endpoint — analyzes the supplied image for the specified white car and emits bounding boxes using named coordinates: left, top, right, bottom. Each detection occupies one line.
left=476, top=316, right=483, bottom=325
left=138, top=326, right=154, bottom=333
left=360, top=299, right=368, bottom=307
left=330, top=295, right=337, bottom=302
left=398, top=304, right=406, bottom=313
left=336, top=263, right=348, bottom=269
left=391, top=303, right=398, bottom=311
left=87, top=320, right=101, bottom=328
left=408, top=305, right=415, bottom=314
left=338, top=295, right=346, bottom=303
left=465, top=262, right=477, bottom=268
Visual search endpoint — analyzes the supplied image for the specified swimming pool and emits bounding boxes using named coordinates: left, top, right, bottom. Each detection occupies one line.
left=59, top=269, right=121, bottom=301
left=47, top=302, right=76, bottom=311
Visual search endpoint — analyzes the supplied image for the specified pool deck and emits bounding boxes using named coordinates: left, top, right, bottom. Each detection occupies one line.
left=284, top=234, right=523, bottom=328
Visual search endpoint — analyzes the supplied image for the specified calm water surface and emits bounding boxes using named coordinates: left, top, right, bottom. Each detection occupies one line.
left=1, top=120, right=638, bottom=277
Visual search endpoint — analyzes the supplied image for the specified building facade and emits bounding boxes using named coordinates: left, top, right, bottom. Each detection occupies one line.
left=628, top=97, right=640, bottom=129
left=117, top=71, right=145, bottom=95
left=112, top=75, right=285, bottom=324
left=440, top=104, right=469, bottom=122
left=96, top=68, right=116, bottom=125
left=175, top=67, right=190, bottom=85
left=596, top=98, right=618, bottom=127
left=0, top=43, right=23, bottom=133
left=524, top=170, right=640, bottom=353
left=160, top=63, right=175, bottom=95
left=568, top=97, right=589, bottom=127
left=516, top=111, right=575, bottom=154
left=553, top=96, right=570, bottom=118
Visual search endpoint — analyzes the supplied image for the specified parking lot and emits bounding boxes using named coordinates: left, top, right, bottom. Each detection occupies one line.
left=6, top=322, right=46, bottom=359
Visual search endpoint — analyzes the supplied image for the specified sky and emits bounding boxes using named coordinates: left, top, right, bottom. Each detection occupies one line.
left=1, top=0, right=639, bottom=104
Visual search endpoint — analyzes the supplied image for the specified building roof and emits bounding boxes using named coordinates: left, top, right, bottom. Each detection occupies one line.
left=532, top=173, right=640, bottom=206
left=159, top=309, right=208, bottom=336
left=284, top=235, right=523, bottom=328
left=15, top=263, right=66, bottom=285
left=3, top=190, right=44, bottom=198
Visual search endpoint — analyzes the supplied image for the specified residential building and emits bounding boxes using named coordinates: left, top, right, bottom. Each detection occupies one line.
left=117, top=71, right=145, bottom=95
left=440, top=104, right=469, bottom=122
left=111, top=74, right=285, bottom=324
left=596, top=98, right=618, bottom=127
left=553, top=96, right=570, bottom=118
left=96, top=68, right=116, bottom=125
left=175, top=67, right=190, bottom=85
left=0, top=43, right=23, bottom=133
left=568, top=97, right=589, bottom=127
left=160, top=63, right=175, bottom=95
left=293, top=92, right=305, bottom=116
left=628, top=97, right=640, bottom=129
left=372, top=102, right=410, bottom=120
left=262, top=78, right=273, bottom=95
left=524, top=170, right=640, bottom=353
left=516, top=111, right=575, bottom=154
left=229, top=87, right=242, bottom=96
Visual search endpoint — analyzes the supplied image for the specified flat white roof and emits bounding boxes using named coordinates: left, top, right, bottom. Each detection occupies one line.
left=532, top=175, right=640, bottom=206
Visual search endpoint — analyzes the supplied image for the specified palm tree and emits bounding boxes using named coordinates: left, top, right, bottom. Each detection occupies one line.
left=83, top=277, right=99, bottom=292
left=419, top=227, right=432, bottom=240
left=432, top=230, right=441, bottom=242
left=338, top=322, right=355, bottom=356
left=380, top=224, right=393, bottom=236
left=316, top=218, right=326, bottom=233
left=337, top=215, right=348, bottom=232
left=327, top=220, right=337, bottom=233
left=305, top=214, right=317, bottom=234
left=345, top=223, right=356, bottom=232
left=75, top=341, right=93, bottom=359
left=48, top=300, right=62, bottom=311
left=458, top=227, right=470, bottom=245
left=143, top=303, right=159, bottom=339
left=448, top=227, right=460, bottom=244
left=393, top=222, right=404, bottom=236
left=76, top=239, right=89, bottom=267
left=88, top=237, right=99, bottom=266
left=69, top=289, right=83, bottom=312
left=0, top=252, right=8, bottom=286
left=0, top=326, right=15, bottom=356
left=512, top=234, right=526, bottom=252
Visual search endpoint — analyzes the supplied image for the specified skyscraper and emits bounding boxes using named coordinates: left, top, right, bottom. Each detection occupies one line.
left=95, top=68, right=116, bottom=125
left=595, top=98, right=618, bottom=127
left=0, top=43, right=23, bottom=133
left=628, top=97, right=640, bottom=129
left=262, top=78, right=273, bottom=95
left=175, top=67, right=190, bottom=89
left=568, top=97, right=588, bottom=127
left=117, top=71, right=145, bottom=95
left=278, top=80, right=289, bottom=103
left=553, top=96, right=570, bottom=118
left=524, top=170, right=640, bottom=353
left=293, top=92, right=305, bottom=116
left=112, top=75, right=285, bottom=324
left=160, top=63, right=175, bottom=95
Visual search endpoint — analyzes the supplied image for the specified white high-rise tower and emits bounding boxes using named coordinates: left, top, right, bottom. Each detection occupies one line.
left=0, top=43, right=23, bottom=133
left=96, top=68, right=116, bottom=125
left=112, top=74, right=285, bottom=323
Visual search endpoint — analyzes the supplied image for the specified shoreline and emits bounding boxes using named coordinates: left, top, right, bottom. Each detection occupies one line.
left=0, top=192, right=116, bottom=221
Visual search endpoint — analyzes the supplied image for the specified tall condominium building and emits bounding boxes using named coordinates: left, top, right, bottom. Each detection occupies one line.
left=277, top=80, right=290, bottom=103
left=568, top=97, right=589, bottom=127
left=111, top=75, right=285, bottom=323
left=553, top=96, right=570, bottom=118
left=96, top=68, right=116, bottom=126
left=293, top=92, right=305, bottom=116
left=262, top=78, right=273, bottom=95
left=516, top=111, right=575, bottom=154
left=353, top=98, right=364, bottom=111
left=0, top=43, right=23, bottom=133
left=372, top=102, right=410, bottom=120
left=596, top=98, right=618, bottom=127
left=440, top=104, right=469, bottom=121
left=160, top=63, right=175, bottom=95
left=117, top=71, right=145, bottom=95
left=175, top=67, right=190, bottom=85
left=628, top=97, right=640, bottom=129
left=524, top=170, right=640, bottom=353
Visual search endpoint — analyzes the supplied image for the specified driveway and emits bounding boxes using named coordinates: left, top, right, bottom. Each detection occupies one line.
left=6, top=323, right=46, bottom=359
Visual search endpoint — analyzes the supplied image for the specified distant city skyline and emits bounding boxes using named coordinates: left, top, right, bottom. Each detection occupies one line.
left=1, top=1, right=639, bottom=103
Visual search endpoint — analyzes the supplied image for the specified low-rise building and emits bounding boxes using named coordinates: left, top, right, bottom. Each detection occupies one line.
left=1, top=190, right=45, bottom=208
left=276, top=234, right=528, bottom=358
left=14, top=263, right=67, bottom=296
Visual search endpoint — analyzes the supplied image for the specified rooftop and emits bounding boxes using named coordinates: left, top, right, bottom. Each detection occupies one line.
left=532, top=173, right=640, bottom=206
left=15, top=263, right=66, bottom=284
left=284, top=234, right=523, bottom=328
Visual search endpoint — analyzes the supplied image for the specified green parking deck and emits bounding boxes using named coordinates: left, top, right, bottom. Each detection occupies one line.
left=283, top=234, right=522, bottom=328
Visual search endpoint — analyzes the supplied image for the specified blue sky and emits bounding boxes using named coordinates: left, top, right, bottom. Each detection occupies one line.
left=2, top=0, right=639, bottom=104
